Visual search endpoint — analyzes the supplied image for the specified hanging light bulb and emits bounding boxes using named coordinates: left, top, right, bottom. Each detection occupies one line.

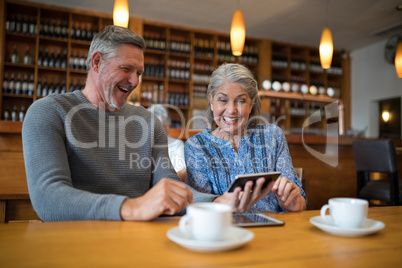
left=319, top=0, right=333, bottom=69
left=113, top=0, right=129, bottom=28
left=396, top=41, right=402, bottom=78
left=319, top=27, right=333, bottom=69
left=230, top=9, right=246, bottom=56
left=395, top=6, right=402, bottom=78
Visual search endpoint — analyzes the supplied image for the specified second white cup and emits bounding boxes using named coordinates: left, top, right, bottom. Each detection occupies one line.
left=320, top=198, right=368, bottom=228
left=179, top=202, right=232, bottom=241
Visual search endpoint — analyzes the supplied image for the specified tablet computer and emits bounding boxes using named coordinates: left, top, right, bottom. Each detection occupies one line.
left=232, top=213, right=285, bottom=227
left=227, top=171, right=281, bottom=192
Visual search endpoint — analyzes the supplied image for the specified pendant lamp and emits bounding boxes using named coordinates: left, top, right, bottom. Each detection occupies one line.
left=113, top=0, right=129, bottom=28
left=396, top=5, right=402, bottom=78
left=230, top=9, right=246, bottom=56
left=396, top=41, right=402, bottom=78
left=319, top=0, right=333, bottom=69
left=319, top=27, right=333, bottom=69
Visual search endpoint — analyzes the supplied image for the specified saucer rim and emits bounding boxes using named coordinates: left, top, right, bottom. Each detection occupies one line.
left=167, top=226, right=254, bottom=252
left=310, top=215, right=385, bottom=237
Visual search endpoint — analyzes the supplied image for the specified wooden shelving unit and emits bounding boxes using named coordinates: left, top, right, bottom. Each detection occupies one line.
left=0, top=0, right=351, bottom=134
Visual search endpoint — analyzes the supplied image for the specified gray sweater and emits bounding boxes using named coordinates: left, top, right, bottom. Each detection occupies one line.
left=22, top=91, right=216, bottom=221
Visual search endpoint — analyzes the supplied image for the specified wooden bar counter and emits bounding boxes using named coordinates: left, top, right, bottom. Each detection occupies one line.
left=1, top=121, right=401, bottom=223
left=0, top=207, right=401, bottom=267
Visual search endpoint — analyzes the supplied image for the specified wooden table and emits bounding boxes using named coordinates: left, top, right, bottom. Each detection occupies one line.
left=0, top=207, right=401, bottom=267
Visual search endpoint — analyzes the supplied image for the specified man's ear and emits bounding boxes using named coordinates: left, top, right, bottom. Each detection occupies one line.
left=91, top=51, right=102, bottom=73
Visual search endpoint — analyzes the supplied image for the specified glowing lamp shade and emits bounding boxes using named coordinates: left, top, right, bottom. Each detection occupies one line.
left=230, top=9, right=246, bottom=56
left=382, top=111, right=390, bottom=123
left=319, top=27, right=333, bottom=69
left=395, top=41, right=402, bottom=78
left=113, top=0, right=129, bottom=28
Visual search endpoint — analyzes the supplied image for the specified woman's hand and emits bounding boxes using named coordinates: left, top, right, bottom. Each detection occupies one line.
left=272, top=176, right=306, bottom=211
left=214, top=178, right=273, bottom=213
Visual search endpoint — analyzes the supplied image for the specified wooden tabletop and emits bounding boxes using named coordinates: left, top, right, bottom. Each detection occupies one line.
left=0, top=206, right=401, bottom=267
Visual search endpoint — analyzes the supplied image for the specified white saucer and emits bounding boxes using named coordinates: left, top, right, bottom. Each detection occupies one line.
left=310, top=216, right=385, bottom=237
left=167, top=226, right=254, bottom=252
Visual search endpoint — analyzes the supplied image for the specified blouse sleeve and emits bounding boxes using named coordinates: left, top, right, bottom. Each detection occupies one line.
left=184, top=137, right=214, bottom=193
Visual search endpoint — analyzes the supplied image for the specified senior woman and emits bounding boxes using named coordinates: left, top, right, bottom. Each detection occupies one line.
left=185, top=63, right=307, bottom=212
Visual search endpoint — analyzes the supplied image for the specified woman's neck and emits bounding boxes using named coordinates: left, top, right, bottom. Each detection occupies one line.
left=211, top=128, right=246, bottom=152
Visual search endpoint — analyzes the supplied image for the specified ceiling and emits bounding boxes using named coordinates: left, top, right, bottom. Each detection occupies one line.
left=26, top=0, right=402, bottom=52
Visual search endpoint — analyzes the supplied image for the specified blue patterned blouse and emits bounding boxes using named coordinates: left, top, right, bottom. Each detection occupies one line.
left=185, top=124, right=307, bottom=212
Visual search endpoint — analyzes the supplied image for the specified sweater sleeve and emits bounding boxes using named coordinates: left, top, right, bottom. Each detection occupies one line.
left=22, top=98, right=126, bottom=221
left=150, top=121, right=217, bottom=205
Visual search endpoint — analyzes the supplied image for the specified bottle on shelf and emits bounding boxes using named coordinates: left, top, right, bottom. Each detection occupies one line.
left=37, top=47, right=43, bottom=66
left=3, top=106, right=11, bottom=121
left=21, top=73, right=28, bottom=95
left=80, top=24, right=87, bottom=41
left=55, top=20, right=61, bottom=38
left=22, top=15, right=29, bottom=34
left=48, top=48, right=55, bottom=68
left=79, top=52, right=86, bottom=69
left=158, top=84, right=164, bottom=104
left=11, top=44, right=19, bottom=63
left=153, top=84, right=159, bottom=104
left=69, top=79, right=75, bottom=92
left=41, top=77, right=48, bottom=97
left=70, top=23, right=76, bottom=39
left=9, top=13, right=16, bottom=33
left=11, top=105, right=18, bottom=122
left=160, top=34, right=166, bottom=51
left=43, top=18, right=50, bottom=36
left=48, top=77, right=54, bottom=95
left=28, top=74, right=34, bottom=96
left=73, top=51, right=80, bottom=69
left=36, top=77, right=42, bottom=97
left=48, top=19, right=55, bottom=37
left=61, top=21, right=68, bottom=39
left=5, top=13, right=12, bottom=32
left=54, top=78, right=61, bottom=94
left=19, top=106, right=25, bottom=122
left=86, top=24, right=93, bottom=41
left=60, top=80, right=66, bottom=94
left=14, top=73, right=22, bottom=95
left=39, top=18, right=45, bottom=35
left=42, top=47, right=49, bottom=67
left=23, top=45, right=32, bottom=65
left=55, top=49, right=62, bottom=68
left=75, top=23, right=81, bottom=40
left=61, top=49, right=67, bottom=68
left=15, top=14, right=22, bottom=33
left=2, top=72, right=8, bottom=94
left=29, top=16, right=36, bottom=35
left=8, top=73, right=15, bottom=94
left=69, top=51, right=75, bottom=69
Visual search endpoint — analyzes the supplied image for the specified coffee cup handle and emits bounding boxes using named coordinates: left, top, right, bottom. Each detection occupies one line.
left=320, top=204, right=331, bottom=223
left=179, top=215, right=190, bottom=235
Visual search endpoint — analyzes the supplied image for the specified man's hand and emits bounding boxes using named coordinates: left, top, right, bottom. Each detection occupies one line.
left=214, top=177, right=273, bottom=213
left=120, top=178, right=194, bottom=221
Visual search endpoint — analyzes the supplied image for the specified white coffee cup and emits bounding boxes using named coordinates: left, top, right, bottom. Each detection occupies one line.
left=179, top=202, right=232, bottom=241
left=320, top=198, right=368, bottom=228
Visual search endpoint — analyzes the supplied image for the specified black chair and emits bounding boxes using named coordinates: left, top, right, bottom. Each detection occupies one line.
left=352, top=140, right=402, bottom=206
